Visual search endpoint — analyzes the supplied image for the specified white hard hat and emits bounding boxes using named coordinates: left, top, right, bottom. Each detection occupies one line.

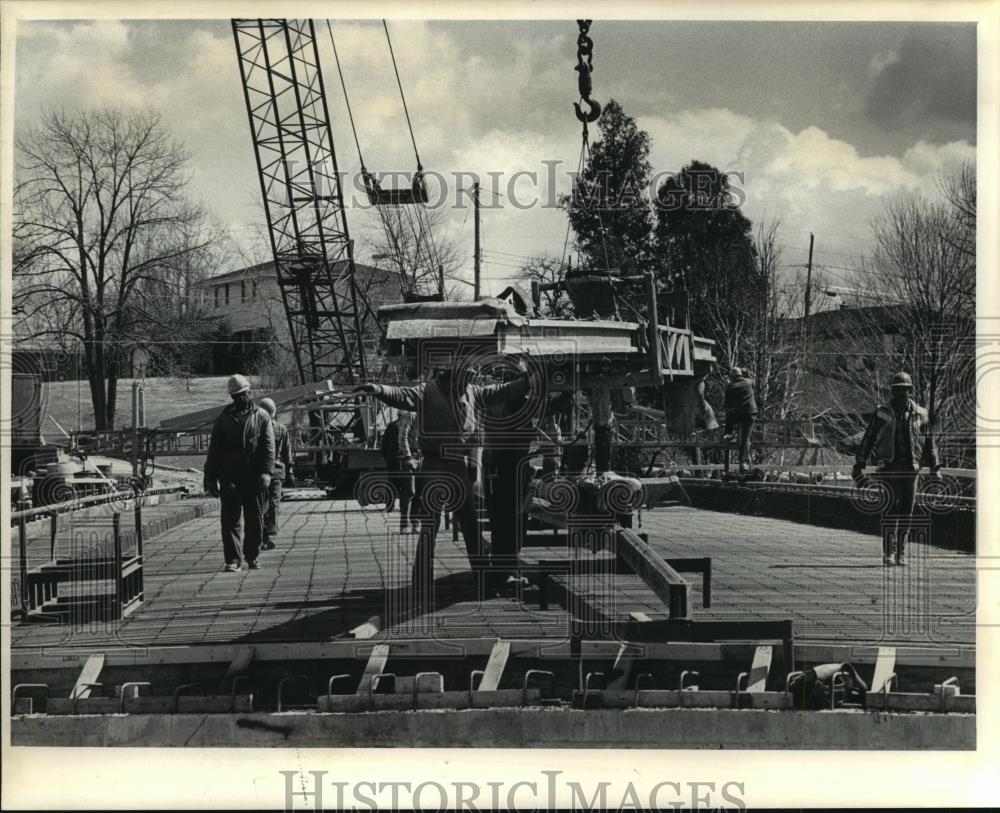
left=227, top=374, right=251, bottom=395
left=259, top=397, right=277, bottom=415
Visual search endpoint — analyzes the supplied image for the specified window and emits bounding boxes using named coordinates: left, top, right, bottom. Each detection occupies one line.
left=224, top=283, right=230, bottom=306
left=241, top=280, right=247, bottom=303
left=214, top=287, right=221, bottom=308
left=252, top=281, right=258, bottom=300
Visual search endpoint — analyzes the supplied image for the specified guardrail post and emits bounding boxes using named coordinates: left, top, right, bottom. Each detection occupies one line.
left=134, top=492, right=144, bottom=558
left=112, top=512, right=123, bottom=619
left=49, top=512, right=58, bottom=562
left=18, top=510, right=29, bottom=616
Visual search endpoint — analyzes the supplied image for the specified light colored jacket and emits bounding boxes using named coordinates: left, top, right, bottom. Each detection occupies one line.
left=856, top=399, right=939, bottom=470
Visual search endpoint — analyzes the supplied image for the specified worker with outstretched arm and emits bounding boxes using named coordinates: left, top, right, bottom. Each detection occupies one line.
left=354, top=354, right=537, bottom=608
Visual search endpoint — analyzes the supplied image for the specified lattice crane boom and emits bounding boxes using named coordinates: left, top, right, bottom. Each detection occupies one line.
left=232, top=18, right=371, bottom=384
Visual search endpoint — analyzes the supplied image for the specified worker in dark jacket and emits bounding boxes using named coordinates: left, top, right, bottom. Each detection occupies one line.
left=482, top=376, right=542, bottom=593
left=853, top=371, right=941, bottom=566
left=380, top=411, right=419, bottom=533
left=724, top=367, right=758, bottom=473
left=356, top=355, right=536, bottom=606
left=259, top=398, right=293, bottom=551
left=204, top=375, right=275, bottom=571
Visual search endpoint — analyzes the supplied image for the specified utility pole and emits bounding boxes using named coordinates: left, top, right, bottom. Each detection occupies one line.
left=804, top=232, right=814, bottom=323
left=803, top=232, right=815, bottom=439
left=802, top=232, right=815, bottom=358
left=473, top=181, right=481, bottom=301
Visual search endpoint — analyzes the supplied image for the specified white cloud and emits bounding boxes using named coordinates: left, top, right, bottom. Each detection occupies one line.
left=637, top=108, right=974, bottom=267
left=18, top=21, right=155, bottom=109
left=868, top=49, right=900, bottom=77
left=13, top=22, right=977, bottom=293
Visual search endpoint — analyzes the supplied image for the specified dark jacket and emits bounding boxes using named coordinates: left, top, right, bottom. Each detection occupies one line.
left=724, top=376, right=758, bottom=418
left=856, top=398, right=939, bottom=470
left=204, top=402, right=275, bottom=484
left=272, top=420, right=293, bottom=479
left=371, top=375, right=531, bottom=458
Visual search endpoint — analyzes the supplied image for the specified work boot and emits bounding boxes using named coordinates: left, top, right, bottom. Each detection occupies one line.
left=895, top=554, right=907, bottom=567
left=248, top=560, right=260, bottom=570
left=882, top=555, right=893, bottom=567
left=261, top=540, right=276, bottom=550
left=224, top=561, right=241, bottom=572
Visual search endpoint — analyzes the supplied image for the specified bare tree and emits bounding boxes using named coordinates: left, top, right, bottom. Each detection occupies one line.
left=366, top=204, right=464, bottom=300
left=746, top=219, right=806, bottom=422
left=14, top=108, right=214, bottom=428
left=131, top=222, right=227, bottom=376
left=516, top=253, right=573, bottom=317
left=939, top=159, right=975, bottom=260
left=816, top=173, right=975, bottom=466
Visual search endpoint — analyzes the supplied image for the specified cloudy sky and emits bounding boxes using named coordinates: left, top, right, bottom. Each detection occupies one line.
left=13, top=17, right=976, bottom=300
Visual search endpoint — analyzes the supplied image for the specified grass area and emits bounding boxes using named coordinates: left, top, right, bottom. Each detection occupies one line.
left=40, top=375, right=259, bottom=435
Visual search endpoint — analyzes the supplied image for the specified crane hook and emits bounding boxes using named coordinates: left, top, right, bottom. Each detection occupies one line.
left=574, top=98, right=602, bottom=124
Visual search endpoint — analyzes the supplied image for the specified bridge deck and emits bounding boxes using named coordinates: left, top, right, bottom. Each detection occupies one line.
left=9, top=497, right=975, bottom=652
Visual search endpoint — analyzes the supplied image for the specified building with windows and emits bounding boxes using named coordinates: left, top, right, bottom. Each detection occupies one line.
left=194, top=259, right=401, bottom=374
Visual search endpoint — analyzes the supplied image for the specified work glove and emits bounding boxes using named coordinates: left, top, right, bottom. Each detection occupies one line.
left=928, top=468, right=944, bottom=483
left=851, top=463, right=864, bottom=484
left=404, top=458, right=419, bottom=472
left=259, top=473, right=272, bottom=489
left=204, top=479, right=219, bottom=498
left=353, top=383, right=378, bottom=395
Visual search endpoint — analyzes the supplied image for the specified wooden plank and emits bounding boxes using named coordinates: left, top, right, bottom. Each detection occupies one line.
left=356, top=644, right=390, bottom=695
left=349, top=616, right=382, bottom=640
left=70, top=654, right=105, bottom=699
left=609, top=529, right=690, bottom=618
left=224, top=645, right=255, bottom=678
left=478, top=641, right=511, bottom=692
left=870, top=646, right=897, bottom=694
left=746, top=645, right=772, bottom=693
left=10, top=639, right=976, bottom=672
left=219, top=645, right=254, bottom=693
left=609, top=614, right=652, bottom=691
left=48, top=696, right=254, bottom=715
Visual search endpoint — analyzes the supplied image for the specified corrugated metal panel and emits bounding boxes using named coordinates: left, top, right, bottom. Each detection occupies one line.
left=497, top=322, right=638, bottom=356
left=385, top=318, right=499, bottom=339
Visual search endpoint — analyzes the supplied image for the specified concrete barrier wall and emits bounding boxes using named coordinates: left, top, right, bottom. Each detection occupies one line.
left=12, top=707, right=974, bottom=749
left=682, top=483, right=975, bottom=553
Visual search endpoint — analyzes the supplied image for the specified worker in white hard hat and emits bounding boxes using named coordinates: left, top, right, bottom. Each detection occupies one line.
left=203, top=374, right=275, bottom=571
left=259, top=397, right=293, bottom=551
left=853, top=371, right=942, bottom=567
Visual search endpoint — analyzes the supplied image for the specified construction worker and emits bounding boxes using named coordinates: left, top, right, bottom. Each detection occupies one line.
left=380, top=410, right=419, bottom=533
left=482, top=379, right=541, bottom=592
left=724, top=366, right=757, bottom=473
left=355, top=354, right=536, bottom=606
left=259, top=397, right=293, bottom=551
left=203, top=374, right=274, bottom=572
left=853, top=371, right=942, bottom=566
